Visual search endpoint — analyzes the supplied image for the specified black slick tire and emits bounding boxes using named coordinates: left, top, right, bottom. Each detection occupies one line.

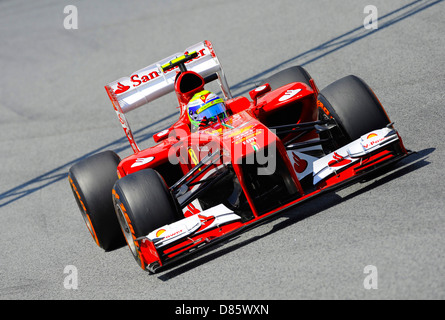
left=112, top=169, right=179, bottom=269
left=318, top=75, right=391, bottom=147
left=68, top=151, right=126, bottom=251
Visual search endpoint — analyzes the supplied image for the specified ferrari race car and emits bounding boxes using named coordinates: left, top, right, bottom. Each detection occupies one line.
left=68, top=40, right=411, bottom=272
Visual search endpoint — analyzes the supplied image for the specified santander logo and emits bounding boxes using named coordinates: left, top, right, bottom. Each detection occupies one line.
left=112, top=48, right=208, bottom=95
left=328, top=152, right=351, bottom=167
left=292, top=152, right=308, bottom=173
left=114, top=82, right=130, bottom=94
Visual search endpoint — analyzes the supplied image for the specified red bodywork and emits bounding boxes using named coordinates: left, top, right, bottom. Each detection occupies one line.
left=104, top=69, right=408, bottom=272
left=110, top=77, right=317, bottom=178
left=102, top=43, right=410, bottom=272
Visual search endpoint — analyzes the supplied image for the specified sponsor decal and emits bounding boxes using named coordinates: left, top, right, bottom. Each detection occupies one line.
left=287, top=150, right=317, bottom=181
left=204, top=40, right=216, bottom=58
left=199, top=92, right=211, bottom=102
left=226, top=125, right=254, bottom=138
left=163, top=229, right=183, bottom=240
left=235, top=129, right=263, bottom=146
left=131, top=156, right=155, bottom=168
left=328, top=152, right=351, bottom=167
left=362, top=135, right=388, bottom=149
left=278, top=89, right=302, bottom=102
left=114, top=82, right=130, bottom=94
left=291, top=152, right=308, bottom=174
left=113, top=48, right=208, bottom=95
left=184, top=203, right=201, bottom=217
left=130, top=71, right=160, bottom=88
left=317, top=100, right=330, bottom=117
left=156, top=229, right=166, bottom=237
left=197, top=214, right=215, bottom=231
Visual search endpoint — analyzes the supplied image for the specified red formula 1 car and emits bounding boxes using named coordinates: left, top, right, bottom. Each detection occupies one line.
left=68, top=41, right=411, bottom=272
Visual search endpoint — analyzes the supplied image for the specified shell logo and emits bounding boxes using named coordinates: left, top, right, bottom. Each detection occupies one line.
left=367, top=133, right=378, bottom=139
left=156, top=229, right=166, bottom=237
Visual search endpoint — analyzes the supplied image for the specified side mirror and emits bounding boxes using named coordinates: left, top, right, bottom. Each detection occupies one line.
left=153, top=129, right=170, bottom=143
left=249, top=83, right=271, bottom=105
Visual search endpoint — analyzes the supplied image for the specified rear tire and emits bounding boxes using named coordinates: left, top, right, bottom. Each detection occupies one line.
left=318, top=75, right=391, bottom=148
left=112, top=169, right=179, bottom=269
left=68, top=151, right=126, bottom=251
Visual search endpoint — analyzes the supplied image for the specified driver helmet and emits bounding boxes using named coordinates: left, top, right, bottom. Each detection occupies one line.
left=187, top=90, right=228, bottom=130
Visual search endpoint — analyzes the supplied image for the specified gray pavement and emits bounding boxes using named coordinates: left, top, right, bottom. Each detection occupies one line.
left=0, top=0, right=444, bottom=299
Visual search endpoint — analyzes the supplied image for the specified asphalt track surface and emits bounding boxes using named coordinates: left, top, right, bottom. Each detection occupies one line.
left=1, top=0, right=444, bottom=300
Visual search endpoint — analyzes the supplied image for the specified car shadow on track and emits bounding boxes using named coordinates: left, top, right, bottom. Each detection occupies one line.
left=156, top=148, right=434, bottom=281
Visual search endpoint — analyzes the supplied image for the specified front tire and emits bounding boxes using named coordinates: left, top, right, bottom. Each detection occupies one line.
left=68, top=151, right=126, bottom=251
left=318, top=75, right=391, bottom=148
left=112, top=169, right=179, bottom=269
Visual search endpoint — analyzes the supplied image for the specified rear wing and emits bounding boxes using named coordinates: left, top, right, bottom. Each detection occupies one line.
left=104, top=40, right=232, bottom=153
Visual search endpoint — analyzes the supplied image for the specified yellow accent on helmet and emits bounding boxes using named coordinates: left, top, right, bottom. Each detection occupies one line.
left=189, top=90, right=210, bottom=102
left=196, top=98, right=224, bottom=114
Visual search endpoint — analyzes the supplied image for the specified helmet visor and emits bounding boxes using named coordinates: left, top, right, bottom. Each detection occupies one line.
left=196, top=102, right=227, bottom=122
